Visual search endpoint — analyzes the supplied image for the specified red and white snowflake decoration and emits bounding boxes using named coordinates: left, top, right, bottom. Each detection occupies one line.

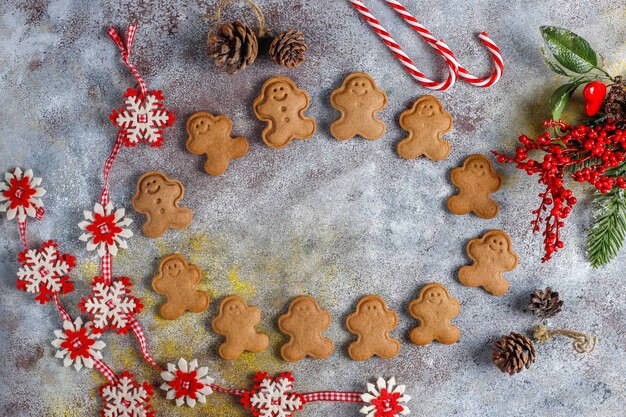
left=109, top=88, right=175, bottom=147
left=241, top=372, right=305, bottom=417
left=16, top=240, right=75, bottom=304
left=79, top=276, right=143, bottom=334
left=79, top=202, right=133, bottom=257
left=100, top=371, right=155, bottom=417
left=51, top=316, right=106, bottom=371
left=0, top=167, right=45, bottom=222
left=160, top=358, right=214, bottom=407
left=360, top=377, right=411, bottom=417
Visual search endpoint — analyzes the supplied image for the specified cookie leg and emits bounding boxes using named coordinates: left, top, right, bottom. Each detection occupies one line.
left=348, top=341, right=373, bottom=361
left=458, top=265, right=481, bottom=288
left=447, top=195, right=472, bottom=216
left=330, top=119, right=355, bottom=141
left=376, top=339, right=401, bottom=358
left=309, top=339, right=334, bottom=359
left=247, top=333, right=269, bottom=353
left=474, top=198, right=499, bottom=219
left=358, top=119, right=386, bottom=141
left=169, top=207, right=193, bottom=230
left=424, top=138, right=451, bottom=161
left=219, top=342, right=244, bottom=360
left=482, top=276, right=510, bottom=296
left=295, top=117, right=316, bottom=140
left=187, top=291, right=210, bottom=313
left=160, top=301, right=185, bottom=320
left=264, top=126, right=292, bottom=149
left=230, top=136, right=250, bottom=159
left=397, top=136, right=421, bottom=159
left=409, top=326, right=434, bottom=346
left=435, top=325, right=460, bottom=344
left=281, top=341, right=306, bottom=362
left=204, top=155, right=231, bottom=176
left=143, top=219, right=167, bottom=238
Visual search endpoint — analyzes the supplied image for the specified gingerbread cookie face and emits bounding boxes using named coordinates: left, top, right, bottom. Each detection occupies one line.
left=278, top=295, right=334, bottom=362
left=186, top=112, right=249, bottom=176
left=458, top=229, right=518, bottom=296
left=212, top=295, right=269, bottom=360
left=152, top=254, right=210, bottom=320
left=330, top=72, right=388, bottom=141
left=131, top=171, right=193, bottom=238
left=346, top=295, right=400, bottom=361
left=408, top=283, right=460, bottom=345
left=448, top=154, right=503, bottom=219
left=397, top=95, right=453, bottom=160
left=253, top=76, right=316, bottom=149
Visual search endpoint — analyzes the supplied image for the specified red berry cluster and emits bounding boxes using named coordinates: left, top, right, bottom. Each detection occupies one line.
left=493, top=120, right=626, bottom=262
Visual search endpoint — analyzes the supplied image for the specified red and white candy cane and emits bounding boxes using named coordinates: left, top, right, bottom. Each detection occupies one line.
left=385, top=0, right=503, bottom=87
left=348, top=0, right=458, bottom=91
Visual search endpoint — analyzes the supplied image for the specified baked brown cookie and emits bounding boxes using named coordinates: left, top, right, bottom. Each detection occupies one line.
left=408, top=283, right=460, bottom=345
left=253, top=76, right=316, bottom=148
left=346, top=295, right=400, bottom=360
left=448, top=154, right=503, bottom=219
left=212, top=295, right=269, bottom=360
left=152, top=254, right=210, bottom=320
left=131, top=171, right=193, bottom=238
left=458, top=230, right=518, bottom=296
left=330, top=72, right=388, bottom=141
left=186, top=112, right=249, bottom=176
left=278, top=295, right=334, bottom=362
left=397, top=95, right=453, bottom=160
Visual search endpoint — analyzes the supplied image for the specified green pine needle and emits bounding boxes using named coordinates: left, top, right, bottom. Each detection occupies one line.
left=587, top=190, right=626, bottom=268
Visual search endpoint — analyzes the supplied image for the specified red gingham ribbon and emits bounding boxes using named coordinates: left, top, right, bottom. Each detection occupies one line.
left=209, top=384, right=247, bottom=396
left=302, top=391, right=363, bottom=403
left=108, top=25, right=148, bottom=97
left=94, top=358, right=119, bottom=384
left=348, top=0, right=457, bottom=91
left=52, top=293, right=72, bottom=322
left=100, top=130, right=124, bottom=206
left=35, top=206, right=45, bottom=220
left=129, top=316, right=162, bottom=370
left=101, top=253, right=113, bottom=284
left=17, top=220, right=28, bottom=249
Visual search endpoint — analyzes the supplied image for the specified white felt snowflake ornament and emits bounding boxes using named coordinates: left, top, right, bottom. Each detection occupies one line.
left=51, top=316, right=106, bottom=371
left=0, top=167, right=45, bottom=222
left=360, top=377, right=411, bottom=417
left=109, top=88, right=175, bottom=147
left=242, top=372, right=304, bottom=417
left=79, top=276, right=143, bottom=334
left=100, top=371, right=155, bottom=417
left=78, top=202, right=133, bottom=257
left=160, top=358, right=214, bottom=407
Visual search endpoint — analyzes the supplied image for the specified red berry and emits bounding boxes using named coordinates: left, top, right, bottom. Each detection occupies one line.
left=583, top=81, right=607, bottom=117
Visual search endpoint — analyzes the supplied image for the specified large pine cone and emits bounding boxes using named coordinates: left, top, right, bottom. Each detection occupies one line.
left=208, top=20, right=258, bottom=74
left=269, top=29, right=307, bottom=68
left=605, top=80, right=626, bottom=122
left=492, top=332, right=536, bottom=375
left=528, top=287, right=563, bottom=319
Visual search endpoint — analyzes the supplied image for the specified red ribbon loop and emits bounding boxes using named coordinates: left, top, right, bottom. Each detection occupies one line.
left=108, top=25, right=148, bottom=97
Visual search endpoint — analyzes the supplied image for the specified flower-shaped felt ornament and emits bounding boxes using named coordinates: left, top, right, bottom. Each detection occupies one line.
left=110, top=88, right=175, bottom=148
left=79, top=276, right=143, bottom=334
left=51, top=316, right=106, bottom=371
left=241, top=372, right=305, bottom=417
left=78, top=202, right=133, bottom=257
left=16, top=240, right=75, bottom=304
left=360, top=377, right=411, bottom=417
left=160, top=358, right=214, bottom=407
left=100, top=371, right=155, bottom=417
left=0, top=167, right=45, bottom=222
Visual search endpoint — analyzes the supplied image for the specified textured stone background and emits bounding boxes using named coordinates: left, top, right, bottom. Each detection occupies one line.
left=0, top=0, right=624, bottom=416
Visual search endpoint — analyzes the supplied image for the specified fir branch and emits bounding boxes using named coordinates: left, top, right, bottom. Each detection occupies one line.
left=587, top=189, right=626, bottom=268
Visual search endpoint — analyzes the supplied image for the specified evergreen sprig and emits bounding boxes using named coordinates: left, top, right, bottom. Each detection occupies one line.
left=587, top=189, right=626, bottom=268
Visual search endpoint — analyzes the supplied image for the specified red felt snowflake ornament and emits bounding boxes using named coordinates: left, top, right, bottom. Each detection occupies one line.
left=241, top=372, right=305, bottom=417
left=79, top=276, right=143, bottom=334
left=100, top=371, right=155, bottom=417
left=16, top=240, right=75, bottom=304
left=109, top=88, right=175, bottom=147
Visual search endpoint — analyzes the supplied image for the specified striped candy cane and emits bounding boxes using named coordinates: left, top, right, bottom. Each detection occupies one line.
left=348, top=0, right=458, bottom=91
left=385, top=0, right=503, bottom=87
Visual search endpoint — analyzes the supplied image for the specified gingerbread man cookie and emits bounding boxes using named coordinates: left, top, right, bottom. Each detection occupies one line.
left=448, top=154, right=503, bottom=219
left=253, top=76, right=316, bottom=149
left=152, top=254, right=210, bottom=320
left=408, top=283, right=460, bottom=345
left=278, top=296, right=334, bottom=362
left=186, top=112, right=249, bottom=176
left=346, top=295, right=400, bottom=361
left=131, top=171, right=193, bottom=238
left=397, top=95, right=453, bottom=160
left=212, top=295, right=269, bottom=360
left=458, top=229, right=519, bottom=296
left=330, top=72, right=388, bottom=141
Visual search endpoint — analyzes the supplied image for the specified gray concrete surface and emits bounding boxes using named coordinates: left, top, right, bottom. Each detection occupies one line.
left=0, top=0, right=624, bottom=416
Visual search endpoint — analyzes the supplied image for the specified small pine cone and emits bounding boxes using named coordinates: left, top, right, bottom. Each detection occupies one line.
left=269, top=29, right=307, bottom=68
left=604, top=81, right=626, bottom=122
left=528, top=287, right=563, bottom=319
left=492, top=332, right=536, bottom=375
left=208, top=20, right=258, bottom=74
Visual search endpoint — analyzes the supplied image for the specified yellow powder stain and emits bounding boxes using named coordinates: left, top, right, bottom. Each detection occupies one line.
left=227, top=265, right=255, bottom=298
left=79, top=260, right=98, bottom=279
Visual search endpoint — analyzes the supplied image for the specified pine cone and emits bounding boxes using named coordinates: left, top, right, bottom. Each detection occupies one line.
left=269, top=29, right=307, bottom=68
left=528, top=287, right=563, bottom=319
left=604, top=80, right=626, bottom=122
left=208, top=20, right=258, bottom=74
left=492, top=332, right=536, bottom=375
